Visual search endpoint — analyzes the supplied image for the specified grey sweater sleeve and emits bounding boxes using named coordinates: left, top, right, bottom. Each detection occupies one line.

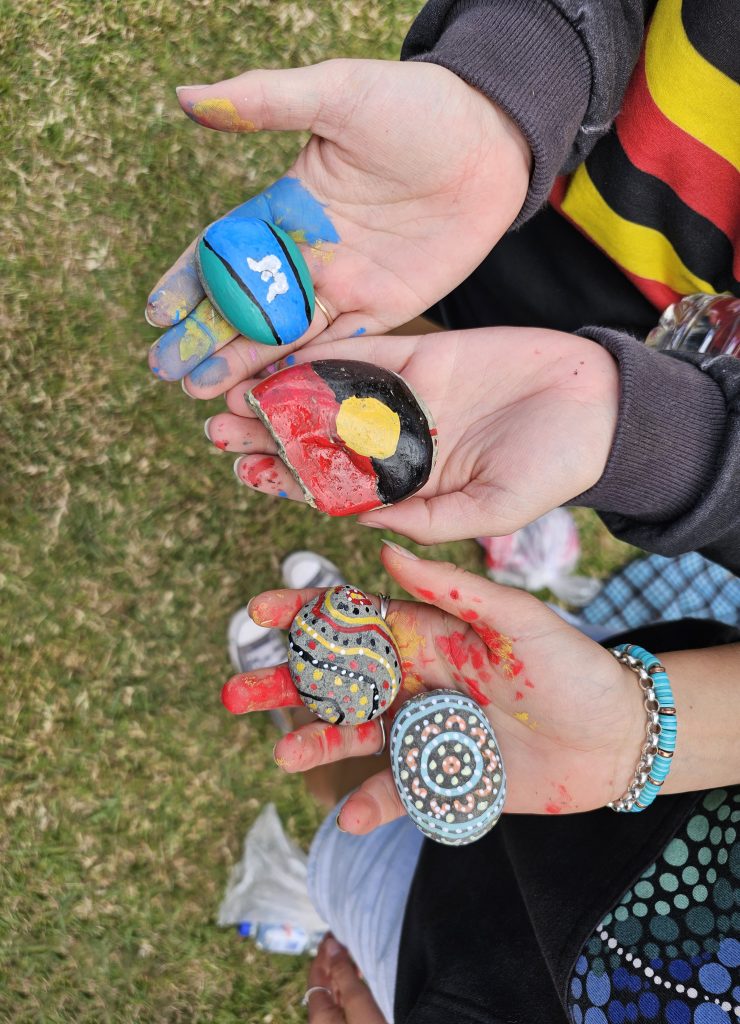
left=570, top=330, right=740, bottom=574
left=402, top=0, right=648, bottom=224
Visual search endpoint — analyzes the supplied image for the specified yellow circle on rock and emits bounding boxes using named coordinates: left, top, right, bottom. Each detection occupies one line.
left=335, top=397, right=400, bottom=459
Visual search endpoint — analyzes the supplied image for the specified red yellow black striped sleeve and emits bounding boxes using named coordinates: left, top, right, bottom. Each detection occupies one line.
left=402, top=0, right=648, bottom=224
left=571, top=330, right=740, bottom=574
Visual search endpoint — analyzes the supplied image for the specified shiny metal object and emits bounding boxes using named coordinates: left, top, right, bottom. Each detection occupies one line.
left=301, top=986, right=333, bottom=1007
left=314, top=295, right=335, bottom=328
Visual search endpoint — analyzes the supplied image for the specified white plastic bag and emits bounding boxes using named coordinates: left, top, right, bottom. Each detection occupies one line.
left=218, top=803, right=328, bottom=936
left=478, top=509, right=601, bottom=607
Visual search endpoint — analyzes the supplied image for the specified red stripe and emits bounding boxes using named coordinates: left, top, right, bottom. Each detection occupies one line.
left=616, top=51, right=740, bottom=272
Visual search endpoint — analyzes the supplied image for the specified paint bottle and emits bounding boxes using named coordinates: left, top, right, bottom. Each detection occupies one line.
left=236, top=920, right=325, bottom=955
left=646, top=292, right=740, bottom=357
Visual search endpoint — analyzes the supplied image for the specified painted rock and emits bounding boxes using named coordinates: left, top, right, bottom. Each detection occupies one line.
left=390, top=690, right=506, bottom=846
left=249, top=360, right=438, bottom=516
left=195, top=218, right=315, bottom=346
left=287, top=586, right=402, bottom=725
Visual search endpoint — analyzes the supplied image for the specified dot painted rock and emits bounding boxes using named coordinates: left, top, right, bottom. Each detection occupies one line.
left=390, top=690, right=506, bottom=846
left=195, top=218, right=315, bottom=346
left=249, top=360, right=438, bottom=516
left=287, top=586, right=402, bottom=725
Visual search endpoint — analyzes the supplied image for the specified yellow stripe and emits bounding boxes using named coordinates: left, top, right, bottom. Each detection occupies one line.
left=321, top=594, right=387, bottom=628
left=296, top=615, right=398, bottom=681
left=561, top=166, right=717, bottom=295
left=645, top=0, right=740, bottom=169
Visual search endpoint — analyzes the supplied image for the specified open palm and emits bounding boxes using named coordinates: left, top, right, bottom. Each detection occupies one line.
left=222, top=545, right=639, bottom=833
left=146, top=60, right=530, bottom=383
left=208, top=327, right=619, bottom=541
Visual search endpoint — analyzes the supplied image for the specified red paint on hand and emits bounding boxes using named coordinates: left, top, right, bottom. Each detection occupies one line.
left=463, top=675, right=491, bottom=706
left=221, top=665, right=300, bottom=714
left=545, top=803, right=562, bottom=815
left=436, top=631, right=470, bottom=671
left=449, top=588, right=460, bottom=600
left=415, top=587, right=437, bottom=602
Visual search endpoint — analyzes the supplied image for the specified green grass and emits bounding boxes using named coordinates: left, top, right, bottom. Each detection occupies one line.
left=0, top=2, right=635, bottom=1020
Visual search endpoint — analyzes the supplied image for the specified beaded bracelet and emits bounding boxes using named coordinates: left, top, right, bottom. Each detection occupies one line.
left=607, top=644, right=677, bottom=813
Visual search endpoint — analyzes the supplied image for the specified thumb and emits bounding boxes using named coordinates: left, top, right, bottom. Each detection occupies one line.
left=176, top=62, right=346, bottom=135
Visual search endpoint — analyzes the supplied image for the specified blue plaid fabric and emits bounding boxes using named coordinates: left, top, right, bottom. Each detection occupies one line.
left=581, top=551, right=740, bottom=632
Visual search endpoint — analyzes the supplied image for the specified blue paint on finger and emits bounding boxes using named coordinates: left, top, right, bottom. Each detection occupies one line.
left=188, top=354, right=230, bottom=389
left=260, top=177, right=340, bottom=245
left=351, top=327, right=367, bottom=337
left=149, top=299, right=235, bottom=381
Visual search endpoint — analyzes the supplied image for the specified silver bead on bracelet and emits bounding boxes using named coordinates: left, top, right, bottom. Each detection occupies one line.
left=607, top=646, right=664, bottom=813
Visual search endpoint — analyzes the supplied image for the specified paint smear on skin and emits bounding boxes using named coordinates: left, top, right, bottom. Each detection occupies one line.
left=515, top=691, right=524, bottom=701
left=386, top=609, right=433, bottom=700
left=150, top=299, right=234, bottom=381
left=473, top=623, right=524, bottom=679
left=188, top=97, right=256, bottom=132
left=545, top=803, right=562, bottom=815
left=415, top=588, right=437, bottom=602
left=278, top=489, right=288, bottom=498
left=283, top=354, right=296, bottom=367
left=436, top=631, right=469, bottom=671
left=242, top=456, right=282, bottom=491
left=147, top=260, right=203, bottom=326
left=352, top=328, right=367, bottom=337
left=463, top=675, right=491, bottom=707
left=262, top=178, right=340, bottom=246
left=307, top=239, right=335, bottom=263
left=221, top=667, right=300, bottom=714
left=189, top=354, right=230, bottom=388
left=449, top=589, right=460, bottom=600
left=250, top=591, right=306, bottom=628
left=514, top=710, right=538, bottom=731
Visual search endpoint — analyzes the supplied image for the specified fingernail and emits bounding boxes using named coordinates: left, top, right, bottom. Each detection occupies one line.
left=325, top=936, right=343, bottom=959
left=144, top=306, right=158, bottom=327
left=233, top=457, right=245, bottom=483
left=335, top=814, right=348, bottom=833
left=382, top=540, right=419, bottom=559
left=359, top=521, right=384, bottom=530
left=181, top=377, right=194, bottom=398
left=175, top=84, right=209, bottom=94
left=204, top=416, right=213, bottom=441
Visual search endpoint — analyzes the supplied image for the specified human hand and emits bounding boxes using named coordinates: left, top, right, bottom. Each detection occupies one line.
left=222, top=543, right=640, bottom=833
left=207, top=327, right=619, bottom=540
left=305, top=935, right=387, bottom=1024
left=146, top=59, right=531, bottom=386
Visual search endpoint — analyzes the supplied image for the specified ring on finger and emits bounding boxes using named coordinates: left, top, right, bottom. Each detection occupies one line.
left=314, top=295, right=335, bottom=328
left=374, top=715, right=387, bottom=757
left=301, top=986, right=333, bottom=1007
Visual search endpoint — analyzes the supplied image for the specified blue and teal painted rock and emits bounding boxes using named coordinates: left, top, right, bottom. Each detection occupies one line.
left=390, top=690, right=506, bottom=846
left=195, top=218, right=315, bottom=346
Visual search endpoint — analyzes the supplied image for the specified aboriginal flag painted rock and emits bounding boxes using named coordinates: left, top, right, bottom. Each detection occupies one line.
left=288, top=586, right=402, bottom=725
left=248, top=360, right=438, bottom=516
left=390, top=690, right=506, bottom=846
left=196, top=218, right=314, bottom=346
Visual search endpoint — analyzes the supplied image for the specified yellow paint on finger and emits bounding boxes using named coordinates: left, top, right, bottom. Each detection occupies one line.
left=336, top=397, right=400, bottom=459
left=191, top=98, right=255, bottom=133
left=514, top=710, right=538, bottom=731
left=178, top=319, right=214, bottom=362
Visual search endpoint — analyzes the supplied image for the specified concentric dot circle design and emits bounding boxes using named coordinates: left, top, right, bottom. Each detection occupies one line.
left=390, top=689, right=506, bottom=847
left=567, top=789, right=740, bottom=1023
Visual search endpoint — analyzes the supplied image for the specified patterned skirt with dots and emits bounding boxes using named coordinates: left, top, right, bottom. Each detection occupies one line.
left=568, top=789, right=740, bottom=1024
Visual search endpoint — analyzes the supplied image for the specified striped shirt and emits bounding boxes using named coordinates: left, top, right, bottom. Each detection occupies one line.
left=551, top=0, right=740, bottom=310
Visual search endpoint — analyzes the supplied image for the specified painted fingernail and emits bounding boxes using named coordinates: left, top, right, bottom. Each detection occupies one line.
left=382, top=540, right=419, bottom=559
left=204, top=416, right=213, bottom=441
left=181, top=377, right=194, bottom=398
left=335, top=814, right=348, bottom=833
left=325, top=936, right=343, bottom=959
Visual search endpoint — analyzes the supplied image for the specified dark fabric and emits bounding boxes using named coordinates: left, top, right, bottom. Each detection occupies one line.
left=402, top=0, right=649, bottom=224
left=394, top=618, right=740, bottom=1023
left=425, top=206, right=740, bottom=573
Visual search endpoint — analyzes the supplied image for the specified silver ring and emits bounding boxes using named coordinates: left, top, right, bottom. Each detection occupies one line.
left=378, top=593, right=391, bottom=620
left=374, top=715, right=387, bottom=757
left=301, top=986, right=333, bottom=1007
left=314, top=295, right=335, bottom=328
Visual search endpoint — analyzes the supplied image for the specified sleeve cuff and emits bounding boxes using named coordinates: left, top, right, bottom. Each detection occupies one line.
left=572, top=329, right=727, bottom=523
left=401, top=0, right=591, bottom=225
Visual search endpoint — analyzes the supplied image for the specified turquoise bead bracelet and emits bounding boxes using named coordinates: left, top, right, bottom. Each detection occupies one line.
left=608, top=644, right=677, bottom=813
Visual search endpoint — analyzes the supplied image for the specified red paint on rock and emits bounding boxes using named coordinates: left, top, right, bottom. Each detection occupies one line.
left=249, top=364, right=380, bottom=515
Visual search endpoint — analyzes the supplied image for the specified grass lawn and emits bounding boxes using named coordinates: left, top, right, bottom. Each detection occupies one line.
left=0, top=2, right=634, bottom=1020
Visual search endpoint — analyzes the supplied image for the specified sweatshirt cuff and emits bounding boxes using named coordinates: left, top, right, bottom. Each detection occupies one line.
left=572, top=329, right=727, bottom=522
left=401, top=0, right=591, bottom=225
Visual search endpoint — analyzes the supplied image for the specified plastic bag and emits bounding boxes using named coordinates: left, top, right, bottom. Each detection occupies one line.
left=478, top=508, right=601, bottom=607
left=218, top=803, right=328, bottom=948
